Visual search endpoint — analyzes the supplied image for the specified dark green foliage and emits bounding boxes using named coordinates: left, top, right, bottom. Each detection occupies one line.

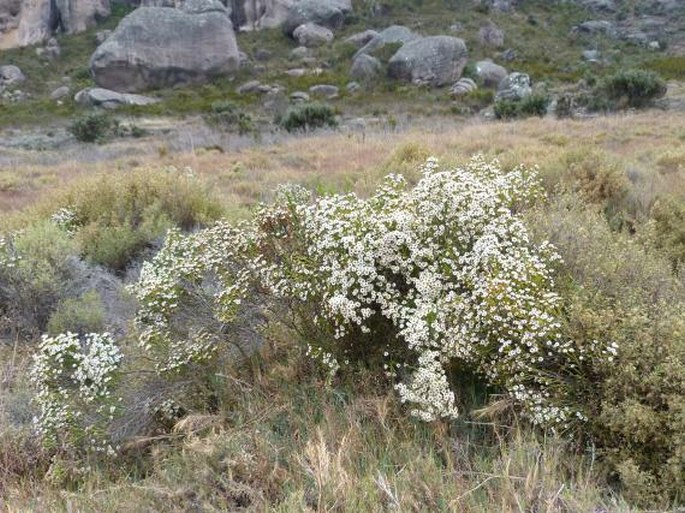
left=68, top=113, right=118, bottom=143
left=494, top=94, right=550, bottom=120
left=205, top=100, right=255, bottom=135
left=593, top=69, right=667, bottom=110
left=277, top=103, right=338, bottom=133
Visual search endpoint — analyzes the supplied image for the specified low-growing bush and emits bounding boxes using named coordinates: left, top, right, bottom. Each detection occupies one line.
left=277, top=103, right=338, bottom=133
left=68, top=113, right=118, bottom=143
left=40, top=168, right=223, bottom=271
left=47, top=291, right=106, bottom=336
left=0, top=222, right=80, bottom=336
left=526, top=196, right=685, bottom=506
left=205, top=100, right=255, bottom=135
left=592, top=69, right=667, bottom=110
left=494, top=94, right=550, bottom=120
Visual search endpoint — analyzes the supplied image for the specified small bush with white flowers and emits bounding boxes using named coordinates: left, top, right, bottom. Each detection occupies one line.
left=252, top=156, right=615, bottom=426
left=30, top=332, right=123, bottom=459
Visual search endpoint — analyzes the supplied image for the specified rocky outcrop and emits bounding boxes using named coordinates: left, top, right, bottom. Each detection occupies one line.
left=282, top=0, right=351, bottom=36
left=479, top=20, right=504, bottom=48
left=16, top=0, right=55, bottom=47
left=55, top=0, right=110, bottom=34
left=232, top=0, right=293, bottom=30
left=388, top=36, right=468, bottom=87
left=90, top=6, right=239, bottom=92
left=0, top=0, right=109, bottom=47
left=74, top=86, right=158, bottom=108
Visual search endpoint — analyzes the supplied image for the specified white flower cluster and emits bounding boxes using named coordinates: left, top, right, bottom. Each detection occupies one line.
left=30, top=332, right=122, bottom=455
left=253, top=156, right=615, bottom=425
left=128, top=223, right=252, bottom=374
left=125, top=156, right=618, bottom=428
left=51, top=207, right=79, bottom=235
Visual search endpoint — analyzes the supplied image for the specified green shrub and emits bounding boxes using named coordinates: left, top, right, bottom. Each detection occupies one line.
left=527, top=196, right=685, bottom=506
left=277, top=103, right=338, bottom=133
left=41, top=168, right=224, bottom=271
left=47, top=291, right=106, bottom=336
left=68, top=113, right=118, bottom=143
left=205, top=100, right=255, bottom=135
left=649, top=196, right=685, bottom=271
left=494, top=94, right=549, bottom=120
left=593, top=69, right=667, bottom=110
left=0, top=222, right=79, bottom=336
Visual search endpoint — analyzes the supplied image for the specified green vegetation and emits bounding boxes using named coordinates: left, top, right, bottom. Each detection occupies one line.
left=277, top=102, right=338, bottom=132
left=68, top=112, right=118, bottom=142
left=593, top=69, right=668, bottom=110
left=494, top=93, right=550, bottom=119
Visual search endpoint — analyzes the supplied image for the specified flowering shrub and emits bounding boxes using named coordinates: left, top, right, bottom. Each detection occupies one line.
left=30, top=332, right=122, bottom=457
left=252, top=156, right=619, bottom=426
left=128, top=224, right=254, bottom=375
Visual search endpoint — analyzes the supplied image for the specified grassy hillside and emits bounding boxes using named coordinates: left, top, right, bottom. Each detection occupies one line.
left=1, top=110, right=684, bottom=511
left=0, top=0, right=682, bottom=127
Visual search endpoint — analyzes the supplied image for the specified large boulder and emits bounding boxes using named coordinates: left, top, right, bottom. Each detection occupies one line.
left=475, top=60, right=507, bottom=88
left=388, top=36, right=468, bottom=87
left=16, top=0, right=55, bottom=47
left=350, top=53, right=381, bottom=82
left=282, top=0, right=351, bottom=36
left=233, top=0, right=294, bottom=30
left=55, top=0, right=110, bottom=34
left=1, top=0, right=110, bottom=47
left=89, top=6, right=239, bottom=92
left=355, top=25, right=420, bottom=58
left=293, top=22, right=333, bottom=48
left=0, top=64, right=25, bottom=85
left=496, top=72, right=532, bottom=101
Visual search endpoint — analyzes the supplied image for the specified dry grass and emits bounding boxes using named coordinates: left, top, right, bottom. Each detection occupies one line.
left=2, top=111, right=683, bottom=226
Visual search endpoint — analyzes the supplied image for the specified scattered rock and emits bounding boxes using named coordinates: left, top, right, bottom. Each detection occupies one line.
left=50, top=85, right=71, bottom=100
left=450, top=77, right=477, bottom=96
left=350, top=53, right=381, bottom=82
left=355, top=25, right=420, bottom=58
left=574, top=20, right=617, bottom=38
left=237, top=80, right=262, bottom=94
left=90, top=6, right=239, bottom=92
left=582, top=49, right=601, bottom=62
left=74, top=87, right=158, bottom=108
left=574, top=0, right=616, bottom=13
left=293, top=22, right=334, bottom=48
left=285, top=68, right=307, bottom=77
left=346, top=81, right=360, bottom=92
left=475, top=60, right=507, bottom=88
left=388, top=35, right=468, bottom=87
left=238, top=51, right=251, bottom=68
left=290, top=91, right=310, bottom=102
left=0, top=65, right=26, bottom=85
left=449, top=23, right=464, bottom=33
left=290, top=46, right=312, bottom=60
left=309, top=84, right=339, bottom=98
left=496, top=72, right=532, bottom=101
left=262, top=89, right=288, bottom=115
left=283, top=0, right=351, bottom=37
left=344, top=29, right=378, bottom=48
left=500, top=48, right=517, bottom=61
left=479, top=20, right=504, bottom=48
